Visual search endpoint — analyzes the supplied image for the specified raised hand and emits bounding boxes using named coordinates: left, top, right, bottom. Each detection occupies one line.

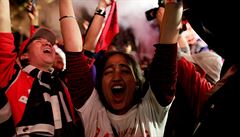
left=98, top=0, right=115, bottom=8
left=26, top=0, right=39, bottom=26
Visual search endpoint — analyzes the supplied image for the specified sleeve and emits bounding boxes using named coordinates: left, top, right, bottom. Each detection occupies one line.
left=65, top=52, right=94, bottom=109
left=0, top=91, right=16, bottom=137
left=177, top=57, right=213, bottom=120
left=83, top=49, right=96, bottom=68
left=149, top=43, right=178, bottom=107
left=0, top=33, right=17, bottom=89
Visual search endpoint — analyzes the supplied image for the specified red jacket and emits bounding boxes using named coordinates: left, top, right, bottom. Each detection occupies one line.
left=0, top=32, right=83, bottom=136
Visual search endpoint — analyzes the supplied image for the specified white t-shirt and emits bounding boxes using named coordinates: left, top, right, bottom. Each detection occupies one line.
left=78, top=87, right=172, bottom=137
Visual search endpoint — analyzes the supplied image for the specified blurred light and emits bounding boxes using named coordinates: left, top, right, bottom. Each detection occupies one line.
left=45, top=0, right=54, bottom=4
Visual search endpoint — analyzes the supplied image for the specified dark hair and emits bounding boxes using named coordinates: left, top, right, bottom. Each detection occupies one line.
left=94, top=51, right=145, bottom=109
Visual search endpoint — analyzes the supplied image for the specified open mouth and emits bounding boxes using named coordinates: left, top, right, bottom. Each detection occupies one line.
left=111, top=85, right=124, bottom=94
left=43, top=47, right=52, bottom=53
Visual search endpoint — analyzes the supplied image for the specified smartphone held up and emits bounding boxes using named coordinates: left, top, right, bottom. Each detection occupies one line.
left=145, top=0, right=164, bottom=21
left=26, top=0, right=37, bottom=13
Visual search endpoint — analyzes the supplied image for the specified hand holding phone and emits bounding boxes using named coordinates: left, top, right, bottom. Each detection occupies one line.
left=145, top=7, right=158, bottom=21
left=26, top=0, right=37, bottom=13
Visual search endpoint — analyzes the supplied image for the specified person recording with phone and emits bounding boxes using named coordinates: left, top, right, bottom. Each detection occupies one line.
left=26, top=0, right=39, bottom=36
left=145, top=0, right=165, bottom=21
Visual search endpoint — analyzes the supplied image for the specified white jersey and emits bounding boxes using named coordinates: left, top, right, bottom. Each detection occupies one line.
left=78, top=87, right=172, bottom=137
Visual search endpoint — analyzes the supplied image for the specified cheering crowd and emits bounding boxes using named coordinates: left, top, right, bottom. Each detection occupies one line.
left=1, top=0, right=239, bottom=136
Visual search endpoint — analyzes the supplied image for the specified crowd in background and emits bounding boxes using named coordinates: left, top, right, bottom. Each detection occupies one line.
left=1, top=0, right=239, bottom=136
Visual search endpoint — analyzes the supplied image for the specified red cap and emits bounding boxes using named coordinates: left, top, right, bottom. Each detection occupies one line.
left=19, top=27, right=56, bottom=56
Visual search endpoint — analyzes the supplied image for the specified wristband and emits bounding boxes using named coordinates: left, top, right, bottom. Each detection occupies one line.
left=95, top=7, right=106, bottom=17
left=84, top=50, right=96, bottom=58
left=33, top=25, right=39, bottom=29
left=59, top=15, right=76, bottom=21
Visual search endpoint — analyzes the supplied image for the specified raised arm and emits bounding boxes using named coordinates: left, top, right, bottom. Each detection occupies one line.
left=149, top=1, right=183, bottom=106
left=159, top=1, right=182, bottom=44
left=59, top=0, right=82, bottom=52
left=83, top=0, right=113, bottom=52
left=0, top=0, right=11, bottom=32
left=59, top=0, right=94, bottom=109
left=0, top=0, right=18, bottom=89
left=26, top=0, right=39, bottom=36
left=0, top=1, right=16, bottom=136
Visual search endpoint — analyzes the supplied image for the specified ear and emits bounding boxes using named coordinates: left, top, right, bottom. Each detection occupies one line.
left=19, top=53, right=29, bottom=61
